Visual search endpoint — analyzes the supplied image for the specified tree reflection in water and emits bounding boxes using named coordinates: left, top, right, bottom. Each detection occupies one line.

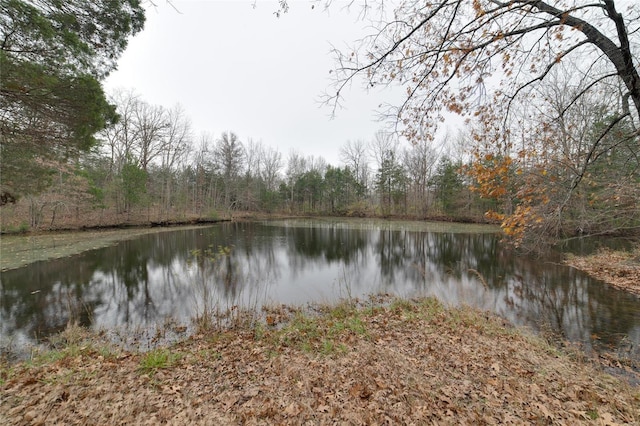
left=1, top=220, right=638, bottom=361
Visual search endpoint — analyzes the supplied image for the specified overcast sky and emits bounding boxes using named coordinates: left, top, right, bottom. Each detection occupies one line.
left=104, top=0, right=408, bottom=165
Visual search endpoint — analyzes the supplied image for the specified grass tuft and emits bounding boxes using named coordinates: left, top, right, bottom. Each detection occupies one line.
left=138, top=349, right=181, bottom=374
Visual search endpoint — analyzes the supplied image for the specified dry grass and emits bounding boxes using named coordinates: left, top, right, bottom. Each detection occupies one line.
left=1, top=298, right=639, bottom=425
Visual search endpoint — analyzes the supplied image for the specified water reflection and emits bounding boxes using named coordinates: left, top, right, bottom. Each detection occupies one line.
left=1, top=220, right=638, bottom=361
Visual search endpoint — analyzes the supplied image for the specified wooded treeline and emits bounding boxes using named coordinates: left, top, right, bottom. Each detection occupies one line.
left=321, top=0, right=640, bottom=249
left=0, top=89, right=490, bottom=232
left=2, top=1, right=640, bottom=251
left=3, top=77, right=639, bottom=250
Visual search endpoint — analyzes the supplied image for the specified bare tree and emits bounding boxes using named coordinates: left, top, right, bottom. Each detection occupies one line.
left=286, top=150, right=307, bottom=211
left=215, top=131, right=246, bottom=209
left=102, top=89, right=141, bottom=172
left=327, top=0, right=639, bottom=144
left=134, top=101, right=169, bottom=172
left=244, top=138, right=262, bottom=180
left=340, top=138, right=370, bottom=190
left=403, top=138, right=439, bottom=216
left=103, top=90, right=176, bottom=173
left=369, top=130, right=398, bottom=170
left=306, top=155, right=328, bottom=175
left=158, top=104, right=192, bottom=213
left=189, top=132, right=215, bottom=214
left=261, top=146, right=283, bottom=192
left=241, top=138, right=264, bottom=210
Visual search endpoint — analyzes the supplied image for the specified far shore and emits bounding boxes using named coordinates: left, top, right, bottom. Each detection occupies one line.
left=4, top=213, right=640, bottom=299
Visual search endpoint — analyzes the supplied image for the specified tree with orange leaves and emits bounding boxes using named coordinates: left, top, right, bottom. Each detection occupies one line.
left=310, top=0, right=640, bottom=246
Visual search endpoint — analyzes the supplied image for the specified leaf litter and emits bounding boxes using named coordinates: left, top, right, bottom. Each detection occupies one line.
left=1, top=297, right=638, bottom=425
left=565, top=248, right=640, bottom=296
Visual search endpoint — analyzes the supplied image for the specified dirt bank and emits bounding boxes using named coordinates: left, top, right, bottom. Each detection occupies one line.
left=1, top=298, right=638, bottom=425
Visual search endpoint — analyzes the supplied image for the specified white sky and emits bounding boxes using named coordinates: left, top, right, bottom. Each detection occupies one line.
left=104, top=0, right=406, bottom=166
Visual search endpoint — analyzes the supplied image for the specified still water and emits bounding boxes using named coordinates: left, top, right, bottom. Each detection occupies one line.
left=1, top=219, right=639, bottom=360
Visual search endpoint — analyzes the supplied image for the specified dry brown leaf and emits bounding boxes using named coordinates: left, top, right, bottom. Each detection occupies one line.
left=535, top=402, right=553, bottom=420
left=283, top=402, right=301, bottom=416
left=599, top=412, right=621, bottom=426
left=1, top=300, right=638, bottom=425
left=243, top=387, right=260, bottom=398
left=349, top=383, right=372, bottom=399
left=223, top=395, right=239, bottom=410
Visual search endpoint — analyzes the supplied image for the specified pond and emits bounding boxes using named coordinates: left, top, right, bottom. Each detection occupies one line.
left=1, top=219, right=639, bottom=362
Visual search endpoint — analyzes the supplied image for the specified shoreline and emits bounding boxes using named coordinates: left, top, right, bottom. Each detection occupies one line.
left=1, top=297, right=638, bottom=424
left=565, top=248, right=640, bottom=296
left=0, top=209, right=492, bottom=235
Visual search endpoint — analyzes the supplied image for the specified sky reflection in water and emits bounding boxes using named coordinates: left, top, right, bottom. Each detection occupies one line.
left=1, top=219, right=638, bottom=361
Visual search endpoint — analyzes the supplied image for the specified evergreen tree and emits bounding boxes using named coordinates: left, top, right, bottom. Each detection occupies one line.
left=375, top=150, right=407, bottom=215
left=430, top=157, right=464, bottom=215
left=0, top=0, right=145, bottom=201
